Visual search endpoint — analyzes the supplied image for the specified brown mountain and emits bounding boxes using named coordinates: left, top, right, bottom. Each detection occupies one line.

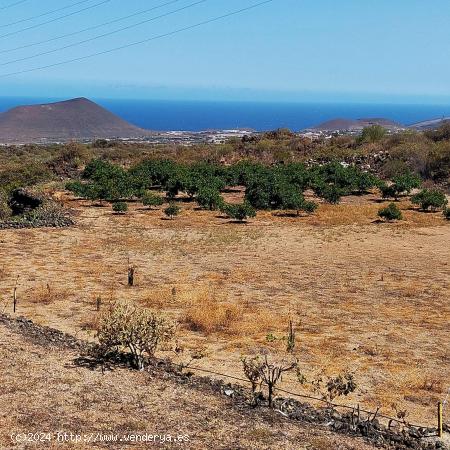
left=0, top=97, right=152, bottom=143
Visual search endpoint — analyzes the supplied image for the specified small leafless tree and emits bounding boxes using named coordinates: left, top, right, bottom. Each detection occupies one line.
left=259, top=355, right=297, bottom=407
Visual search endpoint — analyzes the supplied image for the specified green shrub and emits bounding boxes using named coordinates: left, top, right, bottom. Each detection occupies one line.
left=359, top=125, right=386, bottom=143
left=379, top=183, right=399, bottom=200
left=141, top=192, right=164, bottom=209
left=378, top=203, right=403, bottom=221
left=379, top=171, right=421, bottom=200
left=392, top=171, right=422, bottom=195
left=65, top=180, right=87, bottom=197
left=411, top=189, right=448, bottom=211
left=222, top=202, right=256, bottom=222
left=112, top=201, right=128, bottom=214
left=313, top=183, right=343, bottom=204
left=164, top=202, right=180, bottom=219
left=0, top=162, right=53, bottom=194
left=302, top=200, right=319, bottom=214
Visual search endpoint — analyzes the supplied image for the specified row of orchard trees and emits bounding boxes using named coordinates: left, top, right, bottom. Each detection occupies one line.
left=66, top=159, right=448, bottom=218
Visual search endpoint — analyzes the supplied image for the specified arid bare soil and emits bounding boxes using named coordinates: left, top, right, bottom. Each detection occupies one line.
left=0, top=320, right=378, bottom=449
left=0, top=191, right=449, bottom=430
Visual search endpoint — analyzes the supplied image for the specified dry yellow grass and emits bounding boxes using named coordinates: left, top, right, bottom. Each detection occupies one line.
left=0, top=192, right=448, bottom=427
left=183, top=288, right=244, bottom=335
left=25, top=282, right=71, bottom=305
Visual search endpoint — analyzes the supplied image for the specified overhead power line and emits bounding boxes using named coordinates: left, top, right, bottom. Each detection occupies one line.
left=0, top=0, right=207, bottom=66
left=0, top=0, right=275, bottom=78
left=0, top=0, right=182, bottom=54
left=1, top=0, right=92, bottom=28
left=0, top=0, right=113, bottom=39
left=0, top=0, right=28, bottom=11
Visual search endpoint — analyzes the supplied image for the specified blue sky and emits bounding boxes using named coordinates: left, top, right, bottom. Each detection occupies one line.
left=0, top=0, right=449, bottom=102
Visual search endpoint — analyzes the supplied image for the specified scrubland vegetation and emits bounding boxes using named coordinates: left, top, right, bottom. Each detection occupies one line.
left=0, top=125, right=449, bottom=435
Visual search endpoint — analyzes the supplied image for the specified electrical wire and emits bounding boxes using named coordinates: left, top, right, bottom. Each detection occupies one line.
left=1, top=0, right=92, bottom=28
left=0, top=0, right=113, bottom=39
left=0, top=0, right=275, bottom=78
left=0, top=0, right=28, bottom=11
left=0, top=0, right=208, bottom=66
left=0, top=0, right=182, bottom=54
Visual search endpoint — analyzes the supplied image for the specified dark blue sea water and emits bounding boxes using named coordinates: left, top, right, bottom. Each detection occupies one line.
left=1, top=97, right=450, bottom=131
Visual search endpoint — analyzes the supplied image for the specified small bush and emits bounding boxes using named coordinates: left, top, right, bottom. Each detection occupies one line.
left=97, top=300, right=175, bottom=370
left=142, top=192, right=164, bottom=209
left=359, top=125, right=386, bottom=143
left=112, top=201, right=128, bottom=214
left=411, top=189, right=448, bottom=211
left=301, top=200, right=318, bottom=214
left=378, top=203, right=403, bottom=221
left=312, top=372, right=357, bottom=404
left=222, top=202, right=256, bottom=222
left=379, top=183, right=399, bottom=200
left=164, top=202, right=180, bottom=219
left=241, top=356, right=263, bottom=396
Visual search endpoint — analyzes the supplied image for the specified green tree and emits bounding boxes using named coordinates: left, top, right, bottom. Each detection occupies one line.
left=196, top=187, right=224, bottom=211
left=313, top=182, right=343, bottom=204
left=245, top=176, right=273, bottom=210
left=411, top=189, right=448, bottom=211
left=392, top=171, right=421, bottom=195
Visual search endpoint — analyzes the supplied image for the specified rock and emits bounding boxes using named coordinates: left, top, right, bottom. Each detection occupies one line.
left=8, top=188, right=43, bottom=215
left=224, top=389, right=234, bottom=397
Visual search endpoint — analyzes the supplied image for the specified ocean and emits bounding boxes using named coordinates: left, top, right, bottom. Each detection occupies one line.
left=1, top=97, right=450, bottom=132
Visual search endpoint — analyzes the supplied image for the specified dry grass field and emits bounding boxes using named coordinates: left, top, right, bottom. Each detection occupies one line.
left=0, top=323, right=378, bottom=450
left=0, top=189, right=449, bottom=429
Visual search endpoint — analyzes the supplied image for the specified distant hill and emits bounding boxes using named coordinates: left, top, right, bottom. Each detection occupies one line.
left=309, top=117, right=403, bottom=132
left=0, top=97, right=152, bottom=143
left=408, top=117, right=450, bottom=131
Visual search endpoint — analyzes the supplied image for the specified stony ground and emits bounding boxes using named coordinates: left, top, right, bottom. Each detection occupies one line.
left=0, top=191, right=449, bottom=429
